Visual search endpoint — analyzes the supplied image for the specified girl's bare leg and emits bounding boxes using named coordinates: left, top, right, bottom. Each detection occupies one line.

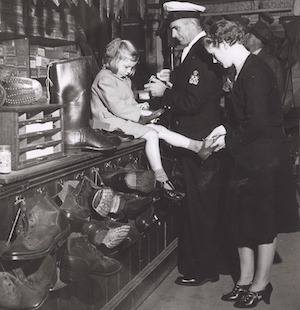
left=147, top=124, right=202, bottom=152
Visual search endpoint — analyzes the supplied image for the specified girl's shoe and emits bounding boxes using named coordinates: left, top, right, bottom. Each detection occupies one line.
left=159, top=180, right=185, bottom=201
left=234, top=283, right=273, bottom=308
left=221, top=283, right=251, bottom=302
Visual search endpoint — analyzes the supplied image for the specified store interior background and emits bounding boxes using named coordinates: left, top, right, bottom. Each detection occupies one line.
left=0, top=1, right=299, bottom=310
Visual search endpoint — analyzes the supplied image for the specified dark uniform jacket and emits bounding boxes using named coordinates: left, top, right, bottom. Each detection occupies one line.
left=159, top=37, right=224, bottom=279
left=161, top=38, right=222, bottom=139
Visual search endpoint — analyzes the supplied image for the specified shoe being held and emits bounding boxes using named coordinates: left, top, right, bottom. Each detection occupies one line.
left=138, top=108, right=165, bottom=125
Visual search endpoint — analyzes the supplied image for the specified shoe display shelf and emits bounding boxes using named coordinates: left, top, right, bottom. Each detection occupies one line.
left=0, top=139, right=179, bottom=310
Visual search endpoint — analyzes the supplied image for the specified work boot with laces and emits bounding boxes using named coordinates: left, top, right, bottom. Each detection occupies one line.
left=60, top=176, right=99, bottom=223
left=59, top=232, right=122, bottom=282
left=0, top=249, right=57, bottom=310
left=2, top=193, right=70, bottom=261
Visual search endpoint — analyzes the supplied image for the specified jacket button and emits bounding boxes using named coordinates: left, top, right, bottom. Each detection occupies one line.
left=175, top=120, right=179, bottom=126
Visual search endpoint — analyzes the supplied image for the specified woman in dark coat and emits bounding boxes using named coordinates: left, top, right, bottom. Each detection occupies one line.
left=203, top=19, right=300, bottom=308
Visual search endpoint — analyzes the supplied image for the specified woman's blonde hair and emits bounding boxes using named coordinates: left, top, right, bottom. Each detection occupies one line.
left=103, top=38, right=139, bottom=76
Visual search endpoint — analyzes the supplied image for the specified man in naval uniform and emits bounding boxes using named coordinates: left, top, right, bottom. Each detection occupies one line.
left=144, top=1, right=225, bottom=286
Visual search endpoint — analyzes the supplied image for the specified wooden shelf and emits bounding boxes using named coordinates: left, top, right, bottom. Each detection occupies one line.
left=0, top=33, right=76, bottom=46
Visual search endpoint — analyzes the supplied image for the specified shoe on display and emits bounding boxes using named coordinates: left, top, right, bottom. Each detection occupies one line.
left=2, top=193, right=70, bottom=261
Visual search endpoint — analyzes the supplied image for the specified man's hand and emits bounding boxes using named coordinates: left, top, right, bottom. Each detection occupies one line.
left=144, top=77, right=167, bottom=97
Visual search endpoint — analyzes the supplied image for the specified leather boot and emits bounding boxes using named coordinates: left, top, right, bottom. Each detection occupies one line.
left=0, top=250, right=57, bottom=310
left=2, top=193, right=70, bottom=261
left=60, top=176, right=99, bottom=223
left=47, top=56, right=118, bottom=152
left=59, top=232, right=122, bottom=282
left=101, top=168, right=156, bottom=194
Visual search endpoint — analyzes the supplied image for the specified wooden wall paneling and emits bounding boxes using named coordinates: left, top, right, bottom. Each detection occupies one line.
left=148, top=221, right=159, bottom=262
left=75, top=279, right=95, bottom=310
left=139, top=232, right=149, bottom=270
left=106, top=271, right=121, bottom=301
left=116, top=250, right=131, bottom=291
left=45, top=290, right=60, bottom=310
left=0, top=196, right=15, bottom=241
left=55, top=282, right=78, bottom=310
left=156, top=215, right=165, bottom=254
left=128, top=240, right=141, bottom=279
left=90, top=276, right=108, bottom=309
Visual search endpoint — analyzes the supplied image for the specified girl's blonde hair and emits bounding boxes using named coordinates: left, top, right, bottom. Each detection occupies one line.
left=103, top=38, right=139, bottom=76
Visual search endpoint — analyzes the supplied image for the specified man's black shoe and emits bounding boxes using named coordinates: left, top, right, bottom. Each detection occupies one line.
left=175, top=275, right=219, bottom=286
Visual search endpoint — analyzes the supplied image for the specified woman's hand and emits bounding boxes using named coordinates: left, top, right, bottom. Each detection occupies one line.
left=205, top=125, right=226, bottom=152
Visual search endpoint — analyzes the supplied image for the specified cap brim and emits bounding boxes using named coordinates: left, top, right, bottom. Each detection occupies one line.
left=166, top=11, right=201, bottom=24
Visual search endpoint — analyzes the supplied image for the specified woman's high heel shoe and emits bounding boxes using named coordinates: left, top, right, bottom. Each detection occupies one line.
left=234, top=283, right=273, bottom=308
left=221, top=283, right=251, bottom=302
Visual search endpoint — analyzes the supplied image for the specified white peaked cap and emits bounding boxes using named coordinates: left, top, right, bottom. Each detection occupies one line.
left=163, top=1, right=206, bottom=13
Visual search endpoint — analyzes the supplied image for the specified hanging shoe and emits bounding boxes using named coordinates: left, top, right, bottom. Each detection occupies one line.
left=0, top=250, right=57, bottom=310
left=110, top=192, right=153, bottom=219
left=60, top=176, right=99, bottom=223
left=234, top=283, right=273, bottom=308
left=101, top=168, right=156, bottom=194
left=59, top=233, right=122, bottom=282
left=2, top=193, right=70, bottom=261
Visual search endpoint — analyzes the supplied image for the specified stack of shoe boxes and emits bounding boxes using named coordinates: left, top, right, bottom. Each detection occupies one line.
left=0, top=0, right=25, bottom=35
left=30, top=44, right=81, bottom=79
left=0, top=38, right=30, bottom=78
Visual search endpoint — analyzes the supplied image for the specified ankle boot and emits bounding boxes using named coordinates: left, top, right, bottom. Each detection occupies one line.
left=0, top=250, right=57, bottom=310
left=101, top=168, right=156, bottom=194
left=2, top=193, right=70, bottom=261
left=47, top=57, right=118, bottom=152
left=60, top=176, right=99, bottom=223
left=59, top=233, right=122, bottom=282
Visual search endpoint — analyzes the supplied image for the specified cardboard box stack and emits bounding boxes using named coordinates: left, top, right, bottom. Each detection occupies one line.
left=0, top=0, right=25, bottom=35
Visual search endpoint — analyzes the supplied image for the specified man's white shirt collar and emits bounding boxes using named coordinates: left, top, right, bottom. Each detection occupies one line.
left=181, top=30, right=206, bottom=63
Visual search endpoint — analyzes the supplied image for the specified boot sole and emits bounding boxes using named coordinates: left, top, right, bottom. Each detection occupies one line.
left=60, top=264, right=122, bottom=282
left=2, top=225, right=71, bottom=261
